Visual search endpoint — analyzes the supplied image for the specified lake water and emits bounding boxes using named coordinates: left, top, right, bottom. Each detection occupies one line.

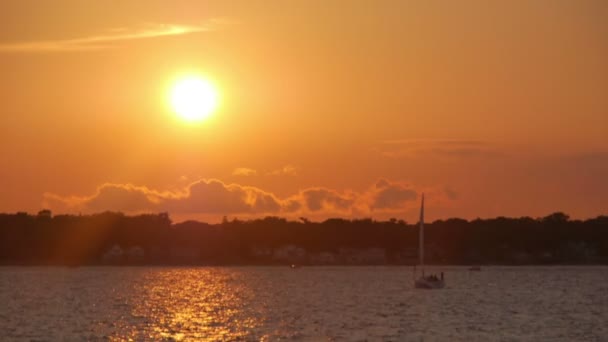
left=0, top=266, right=606, bottom=341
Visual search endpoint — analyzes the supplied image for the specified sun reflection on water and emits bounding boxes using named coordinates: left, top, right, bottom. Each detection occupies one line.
left=114, top=268, right=263, bottom=341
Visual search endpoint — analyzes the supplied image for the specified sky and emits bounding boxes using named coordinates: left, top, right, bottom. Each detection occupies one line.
left=0, top=0, right=606, bottom=223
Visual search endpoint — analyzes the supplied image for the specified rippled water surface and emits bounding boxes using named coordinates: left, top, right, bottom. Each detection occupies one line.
left=1, top=266, right=607, bottom=341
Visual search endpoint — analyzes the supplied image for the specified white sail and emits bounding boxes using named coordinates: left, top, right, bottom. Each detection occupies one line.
left=414, top=193, right=445, bottom=289
left=419, top=193, right=424, bottom=270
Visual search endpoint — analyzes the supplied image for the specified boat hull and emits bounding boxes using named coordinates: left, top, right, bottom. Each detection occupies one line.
left=415, top=278, right=445, bottom=289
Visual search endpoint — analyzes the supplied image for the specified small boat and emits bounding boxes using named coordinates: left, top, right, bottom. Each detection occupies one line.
left=290, top=264, right=301, bottom=269
left=414, top=194, right=445, bottom=289
left=415, top=273, right=445, bottom=289
left=468, top=266, right=481, bottom=271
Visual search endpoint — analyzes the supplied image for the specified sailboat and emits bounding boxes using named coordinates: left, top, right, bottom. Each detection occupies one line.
left=414, top=194, right=445, bottom=289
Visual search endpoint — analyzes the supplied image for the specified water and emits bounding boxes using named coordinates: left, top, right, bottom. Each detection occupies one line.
left=0, top=266, right=606, bottom=341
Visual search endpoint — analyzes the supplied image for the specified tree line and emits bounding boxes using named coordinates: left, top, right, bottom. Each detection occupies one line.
left=0, top=210, right=606, bottom=265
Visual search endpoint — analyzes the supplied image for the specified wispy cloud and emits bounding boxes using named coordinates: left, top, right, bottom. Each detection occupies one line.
left=377, top=139, right=502, bottom=159
left=267, top=165, right=298, bottom=176
left=232, top=168, right=258, bottom=176
left=0, top=20, right=225, bottom=52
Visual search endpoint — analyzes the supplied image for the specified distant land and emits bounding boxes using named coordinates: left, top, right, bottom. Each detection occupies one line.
left=1, top=211, right=607, bottom=266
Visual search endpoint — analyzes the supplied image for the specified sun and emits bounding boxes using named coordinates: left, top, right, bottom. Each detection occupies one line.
left=170, top=77, right=218, bottom=122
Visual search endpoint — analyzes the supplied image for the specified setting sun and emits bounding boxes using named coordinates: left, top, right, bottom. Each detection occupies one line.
left=170, top=77, right=218, bottom=122
left=2, top=2, right=608, bottom=340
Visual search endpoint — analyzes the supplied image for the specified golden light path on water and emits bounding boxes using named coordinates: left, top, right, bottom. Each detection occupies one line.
left=119, top=269, right=264, bottom=341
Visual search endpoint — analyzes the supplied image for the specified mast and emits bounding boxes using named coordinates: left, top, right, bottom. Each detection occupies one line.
left=419, top=193, right=425, bottom=273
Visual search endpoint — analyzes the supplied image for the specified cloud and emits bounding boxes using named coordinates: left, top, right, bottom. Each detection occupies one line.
left=267, top=165, right=298, bottom=176
left=370, top=179, right=418, bottom=210
left=444, top=186, right=459, bottom=200
left=282, top=198, right=302, bottom=213
left=299, top=188, right=356, bottom=212
left=44, top=179, right=284, bottom=215
left=232, top=168, right=257, bottom=176
left=171, top=179, right=283, bottom=214
left=43, top=183, right=180, bottom=213
left=44, top=178, right=457, bottom=219
left=378, top=139, right=501, bottom=159
left=0, top=20, right=226, bottom=52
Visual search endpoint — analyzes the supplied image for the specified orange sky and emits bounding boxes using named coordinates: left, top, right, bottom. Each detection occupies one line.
left=0, top=0, right=607, bottom=223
